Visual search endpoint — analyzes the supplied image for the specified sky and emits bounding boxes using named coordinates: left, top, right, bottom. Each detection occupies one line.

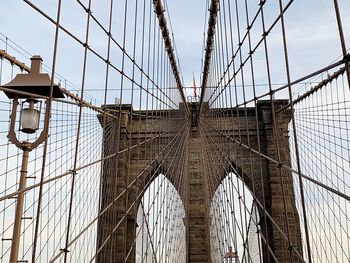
left=163, top=0, right=209, bottom=87
left=0, top=0, right=211, bottom=103
left=0, top=0, right=349, bottom=103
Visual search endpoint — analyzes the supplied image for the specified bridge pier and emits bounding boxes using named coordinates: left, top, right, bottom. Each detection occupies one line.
left=185, top=103, right=212, bottom=262
left=258, top=101, right=303, bottom=263
left=96, top=105, right=134, bottom=263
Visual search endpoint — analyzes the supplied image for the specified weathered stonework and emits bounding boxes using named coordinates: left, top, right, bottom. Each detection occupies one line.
left=96, top=100, right=303, bottom=263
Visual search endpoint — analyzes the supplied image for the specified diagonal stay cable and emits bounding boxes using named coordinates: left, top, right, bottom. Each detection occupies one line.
left=0, top=120, right=186, bottom=202
left=202, top=119, right=350, bottom=202
left=152, top=0, right=189, bottom=116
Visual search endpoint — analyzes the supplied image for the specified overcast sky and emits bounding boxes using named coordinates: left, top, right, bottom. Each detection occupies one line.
left=0, top=0, right=349, bottom=102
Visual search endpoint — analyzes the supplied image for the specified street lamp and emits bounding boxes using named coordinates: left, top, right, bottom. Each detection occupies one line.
left=224, top=246, right=239, bottom=263
left=0, top=55, right=64, bottom=263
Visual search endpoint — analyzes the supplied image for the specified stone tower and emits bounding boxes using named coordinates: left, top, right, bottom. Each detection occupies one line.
left=96, top=100, right=303, bottom=263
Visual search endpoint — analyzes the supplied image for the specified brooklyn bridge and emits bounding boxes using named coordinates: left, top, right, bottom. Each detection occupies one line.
left=0, top=0, right=349, bottom=262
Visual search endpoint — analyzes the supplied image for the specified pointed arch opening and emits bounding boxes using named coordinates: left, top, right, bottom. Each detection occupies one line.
left=135, top=173, right=186, bottom=262
left=210, top=172, right=262, bottom=262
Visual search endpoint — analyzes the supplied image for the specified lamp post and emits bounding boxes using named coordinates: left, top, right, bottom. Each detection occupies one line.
left=0, top=55, right=64, bottom=263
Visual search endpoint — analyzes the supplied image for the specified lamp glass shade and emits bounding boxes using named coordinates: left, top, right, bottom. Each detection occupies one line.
left=20, top=108, right=40, bottom=134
